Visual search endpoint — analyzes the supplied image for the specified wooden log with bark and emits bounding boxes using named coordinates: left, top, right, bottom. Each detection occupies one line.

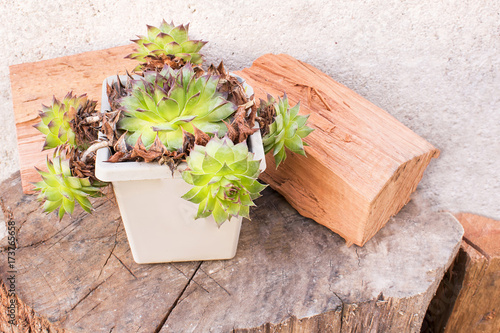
left=0, top=172, right=463, bottom=332
left=423, top=213, right=500, bottom=333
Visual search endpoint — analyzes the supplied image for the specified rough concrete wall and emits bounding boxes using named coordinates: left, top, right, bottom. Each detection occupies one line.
left=0, top=0, right=499, bottom=218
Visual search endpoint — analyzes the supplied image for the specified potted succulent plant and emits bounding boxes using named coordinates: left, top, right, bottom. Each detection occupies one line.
left=32, top=21, right=313, bottom=264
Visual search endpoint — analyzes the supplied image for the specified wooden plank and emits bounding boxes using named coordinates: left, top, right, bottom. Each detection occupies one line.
left=9, top=44, right=136, bottom=194
left=443, top=214, right=500, bottom=333
left=235, top=54, right=439, bottom=246
left=0, top=172, right=463, bottom=332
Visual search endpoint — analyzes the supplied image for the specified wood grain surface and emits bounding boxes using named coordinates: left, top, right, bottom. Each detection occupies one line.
left=443, top=213, right=500, bottom=333
left=235, top=54, right=439, bottom=246
left=0, top=172, right=463, bottom=332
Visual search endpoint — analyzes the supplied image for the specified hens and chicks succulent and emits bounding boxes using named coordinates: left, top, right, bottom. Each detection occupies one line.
left=33, top=21, right=313, bottom=223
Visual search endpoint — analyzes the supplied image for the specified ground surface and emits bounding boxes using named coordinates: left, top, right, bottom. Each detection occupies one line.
left=0, top=0, right=499, bottom=219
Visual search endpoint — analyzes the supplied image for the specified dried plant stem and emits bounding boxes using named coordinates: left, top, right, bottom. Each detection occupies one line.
left=83, top=116, right=101, bottom=124
left=81, top=141, right=109, bottom=163
left=241, top=99, right=254, bottom=109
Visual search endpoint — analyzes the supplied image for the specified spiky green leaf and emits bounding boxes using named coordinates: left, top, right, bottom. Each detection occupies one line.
left=182, top=136, right=265, bottom=225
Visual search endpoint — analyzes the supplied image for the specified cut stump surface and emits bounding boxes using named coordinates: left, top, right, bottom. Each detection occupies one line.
left=0, top=173, right=463, bottom=332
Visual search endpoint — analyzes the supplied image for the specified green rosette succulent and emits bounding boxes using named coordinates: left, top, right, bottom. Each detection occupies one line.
left=33, top=153, right=104, bottom=220
left=117, top=63, right=236, bottom=150
left=33, top=92, right=88, bottom=150
left=181, top=136, right=267, bottom=225
left=126, top=20, right=206, bottom=66
left=261, top=94, right=314, bottom=167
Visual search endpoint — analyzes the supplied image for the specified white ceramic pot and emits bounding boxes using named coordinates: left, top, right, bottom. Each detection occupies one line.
left=95, top=75, right=266, bottom=264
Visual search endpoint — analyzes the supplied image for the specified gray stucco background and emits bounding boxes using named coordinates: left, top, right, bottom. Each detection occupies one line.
left=0, top=0, right=498, bottom=219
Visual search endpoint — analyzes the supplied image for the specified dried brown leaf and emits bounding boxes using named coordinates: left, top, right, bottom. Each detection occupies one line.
left=256, top=98, right=276, bottom=137
left=106, top=152, right=125, bottom=163
left=101, top=121, right=114, bottom=145
left=181, top=128, right=195, bottom=152
left=70, top=99, right=99, bottom=148
left=217, top=61, right=227, bottom=78
left=134, top=54, right=203, bottom=73
left=61, top=145, right=99, bottom=182
left=192, top=125, right=210, bottom=146
left=247, top=103, right=257, bottom=126
left=113, top=132, right=129, bottom=153
left=130, top=135, right=166, bottom=163
left=107, top=77, right=129, bottom=111
left=222, top=105, right=259, bottom=144
left=238, top=124, right=258, bottom=143
left=222, top=120, right=238, bottom=143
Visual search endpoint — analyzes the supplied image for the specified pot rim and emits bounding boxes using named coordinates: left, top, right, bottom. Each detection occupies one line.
left=95, top=74, right=266, bottom=182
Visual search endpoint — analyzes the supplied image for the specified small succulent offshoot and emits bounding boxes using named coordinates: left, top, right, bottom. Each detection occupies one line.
left=117, top=63, right=236, bottom=150
left=33, top=152, right=104, bottom=220
left=260, top=94, right=314, bottom=167
left=126, top=20, right=207, bottom=72
left=181, top=136, right=267, bottom=225
left=33, top=92, right=90, bottom=150
left=31, top=21, right=315, bottom=226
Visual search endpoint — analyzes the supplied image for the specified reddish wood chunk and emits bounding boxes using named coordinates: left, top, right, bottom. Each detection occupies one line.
left=9, top=44, right=136, bottom=194
left=235, top=54, right=439, bottom=246
left=442, top=213, right=500, bottom=333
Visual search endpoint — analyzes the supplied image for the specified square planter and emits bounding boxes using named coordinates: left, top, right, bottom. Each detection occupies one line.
left=95, top=75, right=266, bottom=264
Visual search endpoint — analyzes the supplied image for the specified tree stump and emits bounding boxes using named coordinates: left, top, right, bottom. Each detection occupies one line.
left=423, top=213, right=500, bottom=333
left=0, top=173, right=463, bottom=332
